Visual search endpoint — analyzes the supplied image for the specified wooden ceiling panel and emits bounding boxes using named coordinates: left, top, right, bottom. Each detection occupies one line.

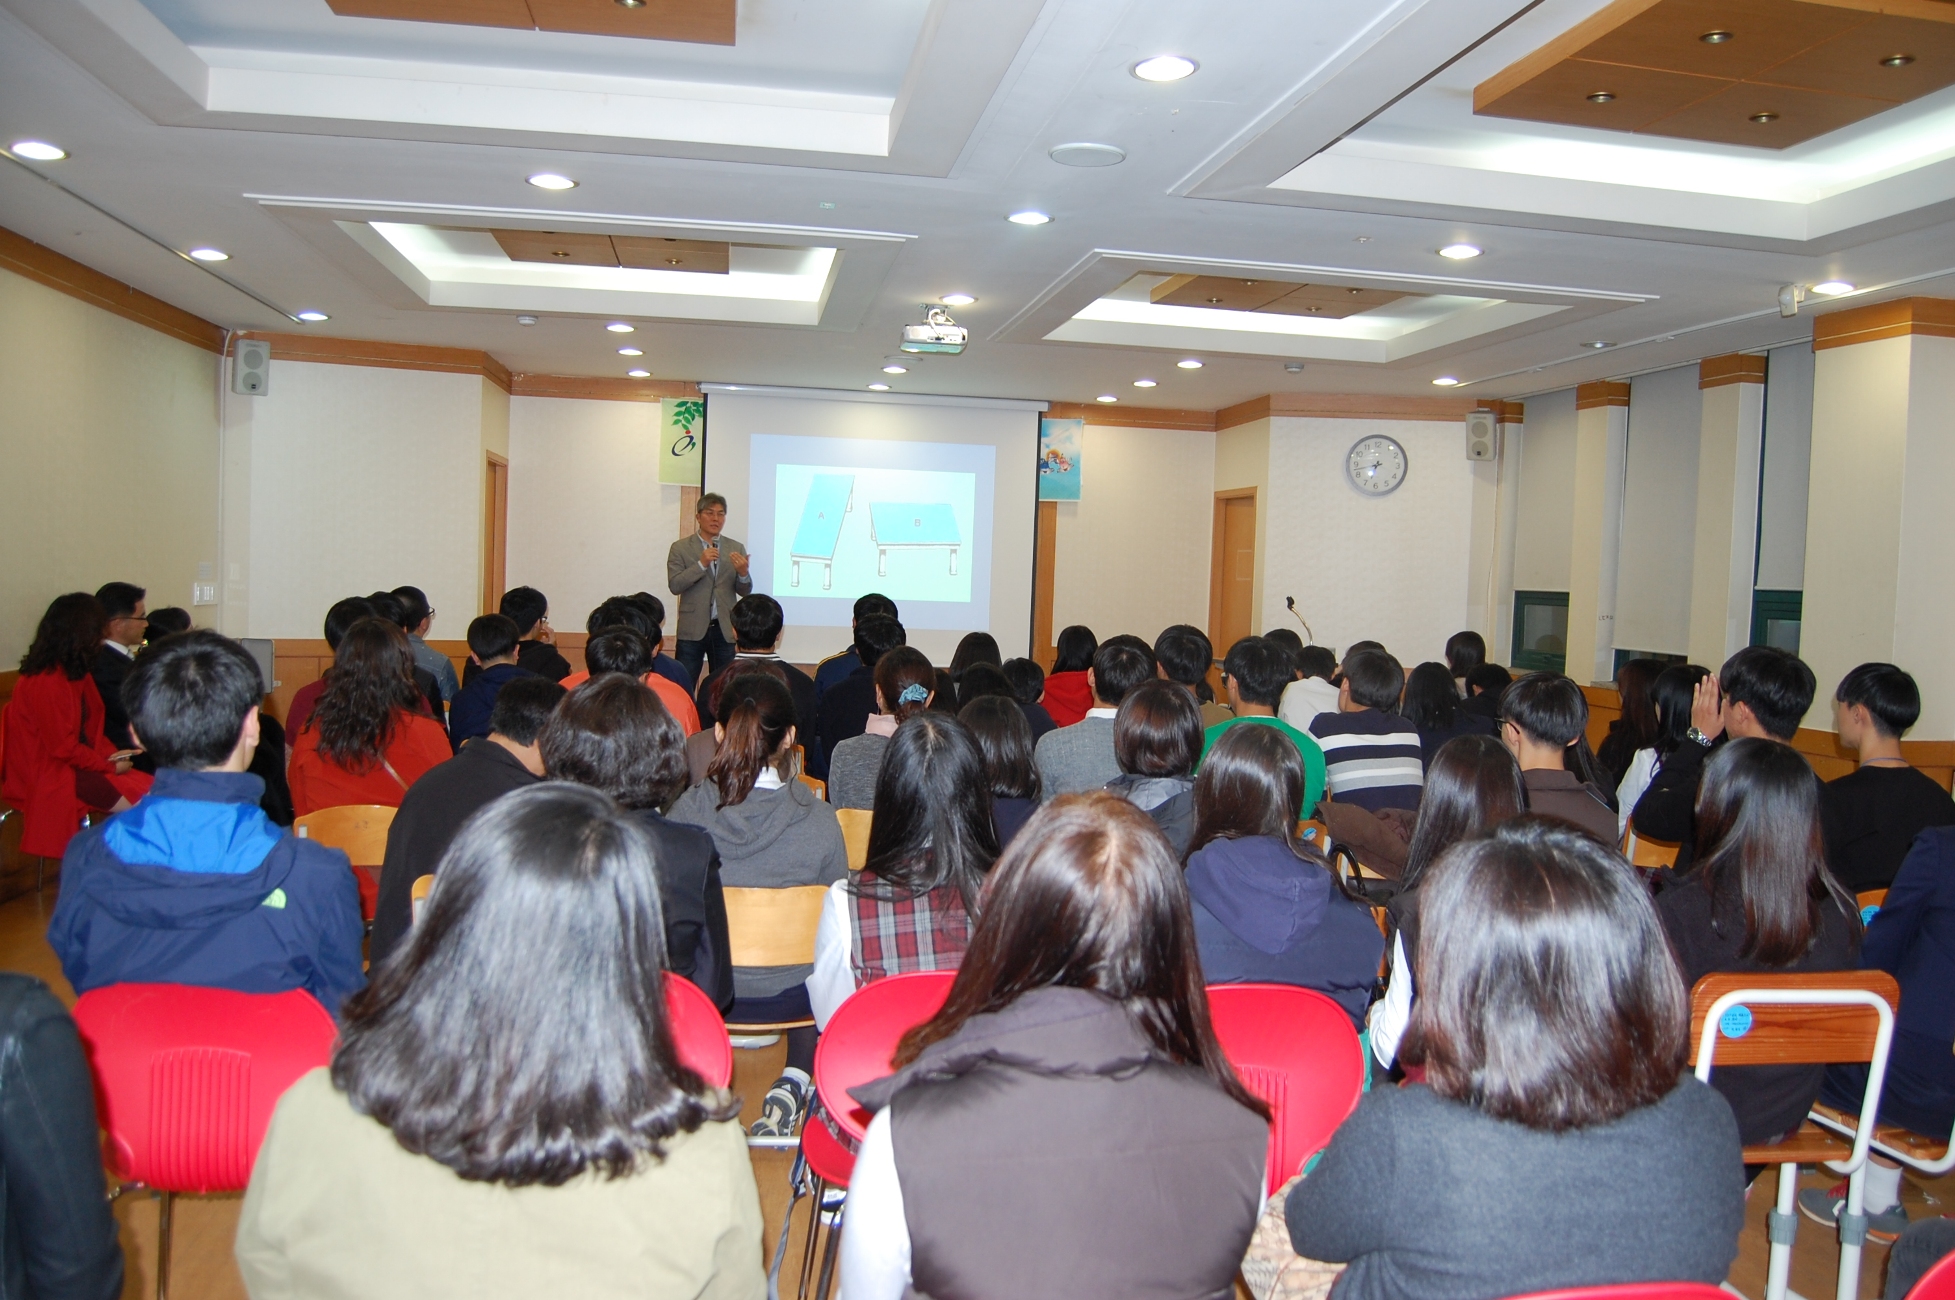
left=325, top=0, right=533, bottom=28
left=612, top=237, right=731, bottom=273
left=1259, top=285, right=1410, bottom=318
left=1476, top=59, right=1729, bottom=129
left=1640, top=78, right=1890, bottom=144
left=1581, top=0, right=1870, bottom=80
left=1152, top=276, right=1295, bottom=311
left=523, top=0, right=734, bottom=44
left=491, top=230, right=621, bottom=266
left=1757, top=15, right=1955, bottom=99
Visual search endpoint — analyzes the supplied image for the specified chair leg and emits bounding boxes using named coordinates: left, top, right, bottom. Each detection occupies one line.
left=1764, top=1163, right=1798, bottom=1300
left=813, top=1200, right=843, bottom=1300
left=796, top=1175, right=827, bottom=1300
left=766, top=1149, right=810, bottom=1300
left=1836, top=1163, right=1869, bottom=1300
left=156, top=1190, right=175, bottom=1300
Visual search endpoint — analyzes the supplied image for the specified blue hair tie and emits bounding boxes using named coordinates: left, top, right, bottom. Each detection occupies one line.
left=898, top=682, right=931, bottom=705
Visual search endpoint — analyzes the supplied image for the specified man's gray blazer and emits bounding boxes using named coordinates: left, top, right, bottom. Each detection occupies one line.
left=667, top=532, right=753, bottom=643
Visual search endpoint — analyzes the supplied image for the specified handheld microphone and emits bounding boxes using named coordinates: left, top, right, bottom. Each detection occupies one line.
left=1284, top=596, right=1313, bottom=643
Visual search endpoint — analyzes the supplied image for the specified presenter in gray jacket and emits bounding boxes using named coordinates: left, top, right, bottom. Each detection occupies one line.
left=667, top=492, right=752, bottom=683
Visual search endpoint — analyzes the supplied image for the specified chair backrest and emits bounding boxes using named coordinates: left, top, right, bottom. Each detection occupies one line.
left=663, top=973, right=733, bottom=1089
left=1689, top=971, right=1900, bottom=1070
left=1503, top=1285, right=1735, bottom=1300
left=1206, top=983, right=1366, bottom=1195
left=723, top=885, right=830, bottom=967
left=409, top=873, right=434, bottom=927
left=1857, top=889, right=1888, bottom=925
left=1906, top=1242, right=1955, bottom=1300
left=814, top=970, right=956, bottom=1144
left=1628, top=834, right=1681, bottom=870
left=799, top=774, right=827, bottom=801
left=72, top=982, right=337, bottom=1193
left=294, top=804, right=397, bottom=867
left=836, top=807, right=872, bottom=872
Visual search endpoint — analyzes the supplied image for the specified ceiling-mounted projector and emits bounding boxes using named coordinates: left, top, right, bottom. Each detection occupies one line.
left=900, top=305, right=968, bottom=354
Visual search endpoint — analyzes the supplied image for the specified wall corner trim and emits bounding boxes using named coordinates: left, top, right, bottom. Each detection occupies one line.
left=507, top=374, right=702, bottom=402
left=1575, top=380, right=1631, bottom=409
left=0, top=224, right=225, bottom=353
left=1044, top=402, right=1217, bottom=431
left=1698, top=353, right=1768, bottom=389
left=1812, top=297, right=1955, bottom=351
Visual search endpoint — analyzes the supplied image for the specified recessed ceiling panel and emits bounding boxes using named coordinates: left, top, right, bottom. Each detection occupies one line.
left=1578, top=0, right=1865, bottom=80
left=1151, top=275, right=1294, bottom=311
left=1646, top=80, right=1890, bottom=145
left=323, top=0, right=735, bottom=44
left=491, top=229, right=620, bottom=266
left=613, top=236, right=731, bottom=273
left=1478, top=59, right=1731, bottom=130
left=1761, top=16, right=1955, bottom=99
left=324, top=0, right=531, bottom=30
left=1261, top=284, right=1410, bottom=318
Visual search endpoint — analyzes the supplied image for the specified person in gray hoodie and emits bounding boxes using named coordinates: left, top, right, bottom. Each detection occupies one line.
left=1183, top=723, right=1384, bottom=1028
left=668, top=673, right=846, bottom=1137
left=1103, top=679, right=1200, bottom=858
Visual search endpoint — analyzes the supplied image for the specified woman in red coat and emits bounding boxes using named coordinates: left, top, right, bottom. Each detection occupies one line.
left=3, top=593, right=152, bottom=858
left=288, top=617, right=451, bottom=817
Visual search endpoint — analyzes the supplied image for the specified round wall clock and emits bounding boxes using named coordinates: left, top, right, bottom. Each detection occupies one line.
left=1346, top=434, right=1408, bottom=496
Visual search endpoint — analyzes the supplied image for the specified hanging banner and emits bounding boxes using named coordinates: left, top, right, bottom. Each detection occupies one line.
left=660, top=396, right=705, bottom=485
left=1038, top=416, right=1082, bottom=500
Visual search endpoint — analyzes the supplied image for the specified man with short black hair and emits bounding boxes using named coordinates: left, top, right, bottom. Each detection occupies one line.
left=696, top=594, right=818, bottom=737
left=48, top=631, right=365, bottom=1015
left=447, top=614, right=536, bottom=746
left=667, top=493, right=752, bottom=682
left=1205, top=636, right=1328, bottom=809
left=1310, top=646, right=1419, bottom=812
left=814, top=593, right=899, bottom=704
left=817, top=614, right=906, bottom=766
left=487, top=586, right=572, bottom=684
left=91, top=581, right=147, bottom=751
left=392, top=584, right=460, bottom=705
left=368, top=674, right=567, bottom=964
left=1279, top=643, right=1342, bottom=737
left=1821, top=662, right=1955, bottom=892
left=1034, top=639, right=1159, bottom=799
left=627, top=591, right=693, bottom=693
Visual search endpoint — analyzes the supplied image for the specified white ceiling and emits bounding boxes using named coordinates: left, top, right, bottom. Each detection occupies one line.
left=5, top=0, right=1955, bottom=406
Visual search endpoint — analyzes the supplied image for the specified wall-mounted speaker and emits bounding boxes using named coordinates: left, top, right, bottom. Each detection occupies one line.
left=1465, top=408, right=1498, bottom=461
left=232, top=339, right=271, bottom=396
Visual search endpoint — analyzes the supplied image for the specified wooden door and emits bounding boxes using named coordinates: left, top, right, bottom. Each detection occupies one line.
left=482, top=453, right=508, bottom=615
left=1209, top=489, right=1257, bottom=655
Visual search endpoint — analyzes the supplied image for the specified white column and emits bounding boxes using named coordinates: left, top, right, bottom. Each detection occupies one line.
left=1686, top=355, right=1766, bottom=668
left=1564, top=382, right=1629, bottom=685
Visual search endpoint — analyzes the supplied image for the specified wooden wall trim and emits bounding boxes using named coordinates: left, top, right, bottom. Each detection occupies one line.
left=1699, top=354, right=1768, bottom=389
left=0, top=224, right=225, bottom=353
left=508, top=374, right=702, bottom=402
left=1044, top=402, right=1218, bottom=432
left=1575, top=380, right=1631, bottom=409
left=1215, top=392, right=1501, bottom=431
left=1812, top=297, right=1955, bottom=351
left=1033, top=500, right=1058, bottom=665
left=1216, top=397, right=1271, bottom=431
left=237, top=332, right=516, bottom=389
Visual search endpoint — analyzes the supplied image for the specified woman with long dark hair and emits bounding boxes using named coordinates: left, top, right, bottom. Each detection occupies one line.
left=1042, top=624, right=1099, bottom=727
left=6, top=593, right=150, bottom=857
left=1616, top=662, right=1711, bottom=838
left=958, top=693, right=1041, bottom=846
left=288, top=618, right=452, bottom=817
left=1184, top=723, right=1383, bottom=1027
left=1104, top=678, right=1203, bottom=857
left=1597, top=657, right=1664, bottom=789
left=840, top=793, right=1270, bottom=1300
left=1444, top=630, right=1485, bottom=694
left=1497, top=671, right=1617, bottom=842
left=668, top=673, right=845, bottom=1137
left=1401, top=660, right=1494, bottom=770
left=1283, top=819, right=1743, bottom=1297
left=826, top=647, right=937, bottom=810
left=236, top=784, right=764, bottom=1297
left=1657, top=738, right=1860, bottom=1148
left=684, top=657, right=788, bottom=786
left=809, top=713, right=998, bottom=1030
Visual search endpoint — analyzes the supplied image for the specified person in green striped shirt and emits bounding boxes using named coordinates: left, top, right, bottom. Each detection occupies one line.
left=1199, top=635, right=1326, bottom=813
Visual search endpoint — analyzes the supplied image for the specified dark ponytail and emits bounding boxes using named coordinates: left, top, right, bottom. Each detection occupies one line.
left=705, top=674, right=797, bottom=807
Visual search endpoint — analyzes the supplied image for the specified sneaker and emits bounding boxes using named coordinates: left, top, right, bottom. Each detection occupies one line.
left=750, top=1073, right=810, bottom=1138
left=728, top=1033, right=782, bottom=1050
left=1798, top=1181, right=1910, bottom=1244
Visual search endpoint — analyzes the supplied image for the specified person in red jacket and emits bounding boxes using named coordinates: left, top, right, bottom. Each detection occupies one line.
left=2, top=593, right=151, bottom=859
left=288, top=618, right=451, bottom=817
left=1041, top=624, right=1098, bottom=728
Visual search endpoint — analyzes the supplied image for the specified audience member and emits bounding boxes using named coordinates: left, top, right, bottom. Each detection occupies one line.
left=1401, top=660, right=1494, bottom=769
left=1596, top=657, right=1663, bottom=789
left=949, top=632, right=1002, bottom=681
left=1617, top=663, right=1711, bottom=839
left=285, top=596, right=376, bottom=741
left=840, top=794, right=1269, bottom=1300
left=91, top=580, right=146, bottom=750
left=828, top=647, right=937, bottom=810
left=48, top=631, right=363, bottom=1014
left=288, top=618, right=453, bottom=818
left=1444, top=630, right=1486, bottom=695
left=1278, top=643, right=1341, bottom=736
left=364, top=590, right=448, bottom=722
left=1310, top=646, right=1418, bottom=813
left=4, top=593, right=149, bottom=859
left=368, top=676, right=564, bottom=966
left=1282, top=818, right=1744, bottom=1296
left=1498, top=671, right=1616, bottom=842
left=695, top=595, right=815, bottom=741
left=1263, top=627, right=1306, bottom=680
left=1657, top=738, right=1860, bottom=1157
left=391, top=584, right=460, bottom=705
left=958, top=694, right=1041, bottom=848
left=686, top=659, right=788, bottom=786
left=139, top=609, right=290, bottom=819
left=813, top=593, right=897, bottom=703
left=810, top=713, right=998, bottom=1030
left=1821, top=662, right=1955, bottom=892
left=816, top=614, right=906, bottom=764
left=558, top=625, right=702, bottom=736
left=1042, top=624, right=1099, bottom=727
left=0, top=972, right=123, bottom=1300
left=1155, top=624, right=1230, bottom=728
left=1206, top=637, right=1328, bottom=809
left=236, top=785, right=762, bottom=1297
left=1884, top=1221, right=1955, bottom=1300
left=144, top=605, right=193, bottom=639
left=541, top=675, right=732, bottom=1012
left=1185, top=724, right=1383, bottom=1027
left=1459, top=661, right=1512, bottom=727
left=1633, top=645, right=1816, bottom=872
left=667, top=493, right=752, bottom=682
left=1034, top=638, right=1156, bottom=799
left=617, top=592, right=693, bottom=692
left=1000, top=656, right=1058, bottom=741
left=461, top=586, right=571, bottom=686
left=668, top=674, right=846, bottom=1138
left=445, top=614, right=534, bottom=747
left=953, top=662, right=1012, bottom=709
left=1104, top=678, right=1202, bottom=857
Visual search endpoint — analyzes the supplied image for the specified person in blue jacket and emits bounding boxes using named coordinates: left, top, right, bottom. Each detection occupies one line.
left=47, top=630, right=365, bottom=1018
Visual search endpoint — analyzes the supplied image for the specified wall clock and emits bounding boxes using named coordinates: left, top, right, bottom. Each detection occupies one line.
left=1346, top=434, right=1407, bottom=496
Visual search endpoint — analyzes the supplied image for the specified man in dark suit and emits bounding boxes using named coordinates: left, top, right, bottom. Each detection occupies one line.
left=813, top=592, right=899, bottom=705
left=666, top=493, right=751, bottom=684
left=696, top=594, right=818, bottom=757
left=816, top=614, right=907, bottom=772
left=91, top=582, right=148, bottom=751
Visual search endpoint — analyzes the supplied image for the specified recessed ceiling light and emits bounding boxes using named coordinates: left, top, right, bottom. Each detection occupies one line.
left=9, top=140, right=66, bottom=161
left=1700, top=30, right=1734, bottom=43
left=1584, top=340, right=1616, bottom=349
left=1176, top=358, right=1203, bottom=369
left=626, top=368, right=650, bottom=378
left=618, top=346, right=643, bottom=356
left=606, top=322, right=635, bottom=333
left=1133, top=55, right=1198, bottom=82
left=295, top=310, right=329, bottom=322
left=1096, top=394, right=1118, bottom=403
left=616, top=0, right=645, bottom=7
left=527, top=173, right=577, bottom=190
left=1007, top=210, right=1052, bottom=226
left=1432, top=376, right=1461, bottom=387
left=1049, top=142, right=1126, bottom=168
left=1439, top=243, right=1482, bottom=259
left=1284, top=362, right=1305, bottom=374
left=516, top=315, right=538, bottom=326
left=1750, top=111, right=1779, bottom=124
left=187, top=248, right=229, bottom=262
left=1881, top=54, right=1915, bottom=68
left=1586, top=91, right=1616, bottom=103
left=1133, top=379, right=1157, bottom=388
left=1813, top=280, right=1856, bottom=296
left=867, top=383, right=891, bottom=391
left=940, top=293, right=976, bottom=306
left=882, top=363, right=908, bottom=374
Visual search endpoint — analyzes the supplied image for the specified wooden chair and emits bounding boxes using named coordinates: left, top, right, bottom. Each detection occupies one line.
left=723, top=884, right=829, bottom=1034
left=836, top=808, right=872, bottom=872
left=1690, top=971, right=1900, bottom=1300
left=1856, top=888, right=1888, bottom=924
left=1627, top=832, right=1682, bottom=870
left=294, top=805, right=397, bottom=922
left=409, top=874, right=434, bottom=927
left=1810, top=1040, right=1955, bottom=1179
left=798, top=773, right=827, bottom=801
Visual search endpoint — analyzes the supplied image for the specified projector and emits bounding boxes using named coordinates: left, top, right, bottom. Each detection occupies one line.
left=900, top=306, right=968, bottom=354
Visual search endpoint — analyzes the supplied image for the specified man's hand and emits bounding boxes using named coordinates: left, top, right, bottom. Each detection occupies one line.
left=730, top=550, right=749, bottom=577
left=534, top=616, right=556, bottom=645
left=109, top=750, right=140, bottom=775
left=700, top=545, right=721, bottom=568
left=1690, top=674, right=1723, bottom=742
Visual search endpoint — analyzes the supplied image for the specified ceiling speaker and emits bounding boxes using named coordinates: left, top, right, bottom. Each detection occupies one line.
left=233, top=339, right=271, bottom=397
left=1465, top=408, right=1499, bottom=461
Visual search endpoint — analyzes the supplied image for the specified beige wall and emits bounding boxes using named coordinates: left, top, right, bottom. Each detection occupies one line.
left=0, top=266, right=220, bottom=663
left=1510, top=388, right=1578, bottom=594
left=1214, top=417, right=1272, bottom=635
left=1757, top=343, right=1813, bottom=591
left=1615, top=365, right=1703, bottom=655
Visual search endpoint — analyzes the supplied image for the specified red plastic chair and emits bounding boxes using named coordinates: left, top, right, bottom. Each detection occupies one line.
left=71, top=983, right=338, bottom=1300
left=1206, top=983, right=1366, bottom=1195
left=663, top=973, right=733, bottom=1089
left=1505, top=1286, right=1736, bottom=1300
left=1909, top=1247, right=1955, bottom=1300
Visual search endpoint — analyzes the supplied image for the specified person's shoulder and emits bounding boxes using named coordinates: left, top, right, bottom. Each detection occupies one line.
left=1653, top=1074, right=1742, bottom=1140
